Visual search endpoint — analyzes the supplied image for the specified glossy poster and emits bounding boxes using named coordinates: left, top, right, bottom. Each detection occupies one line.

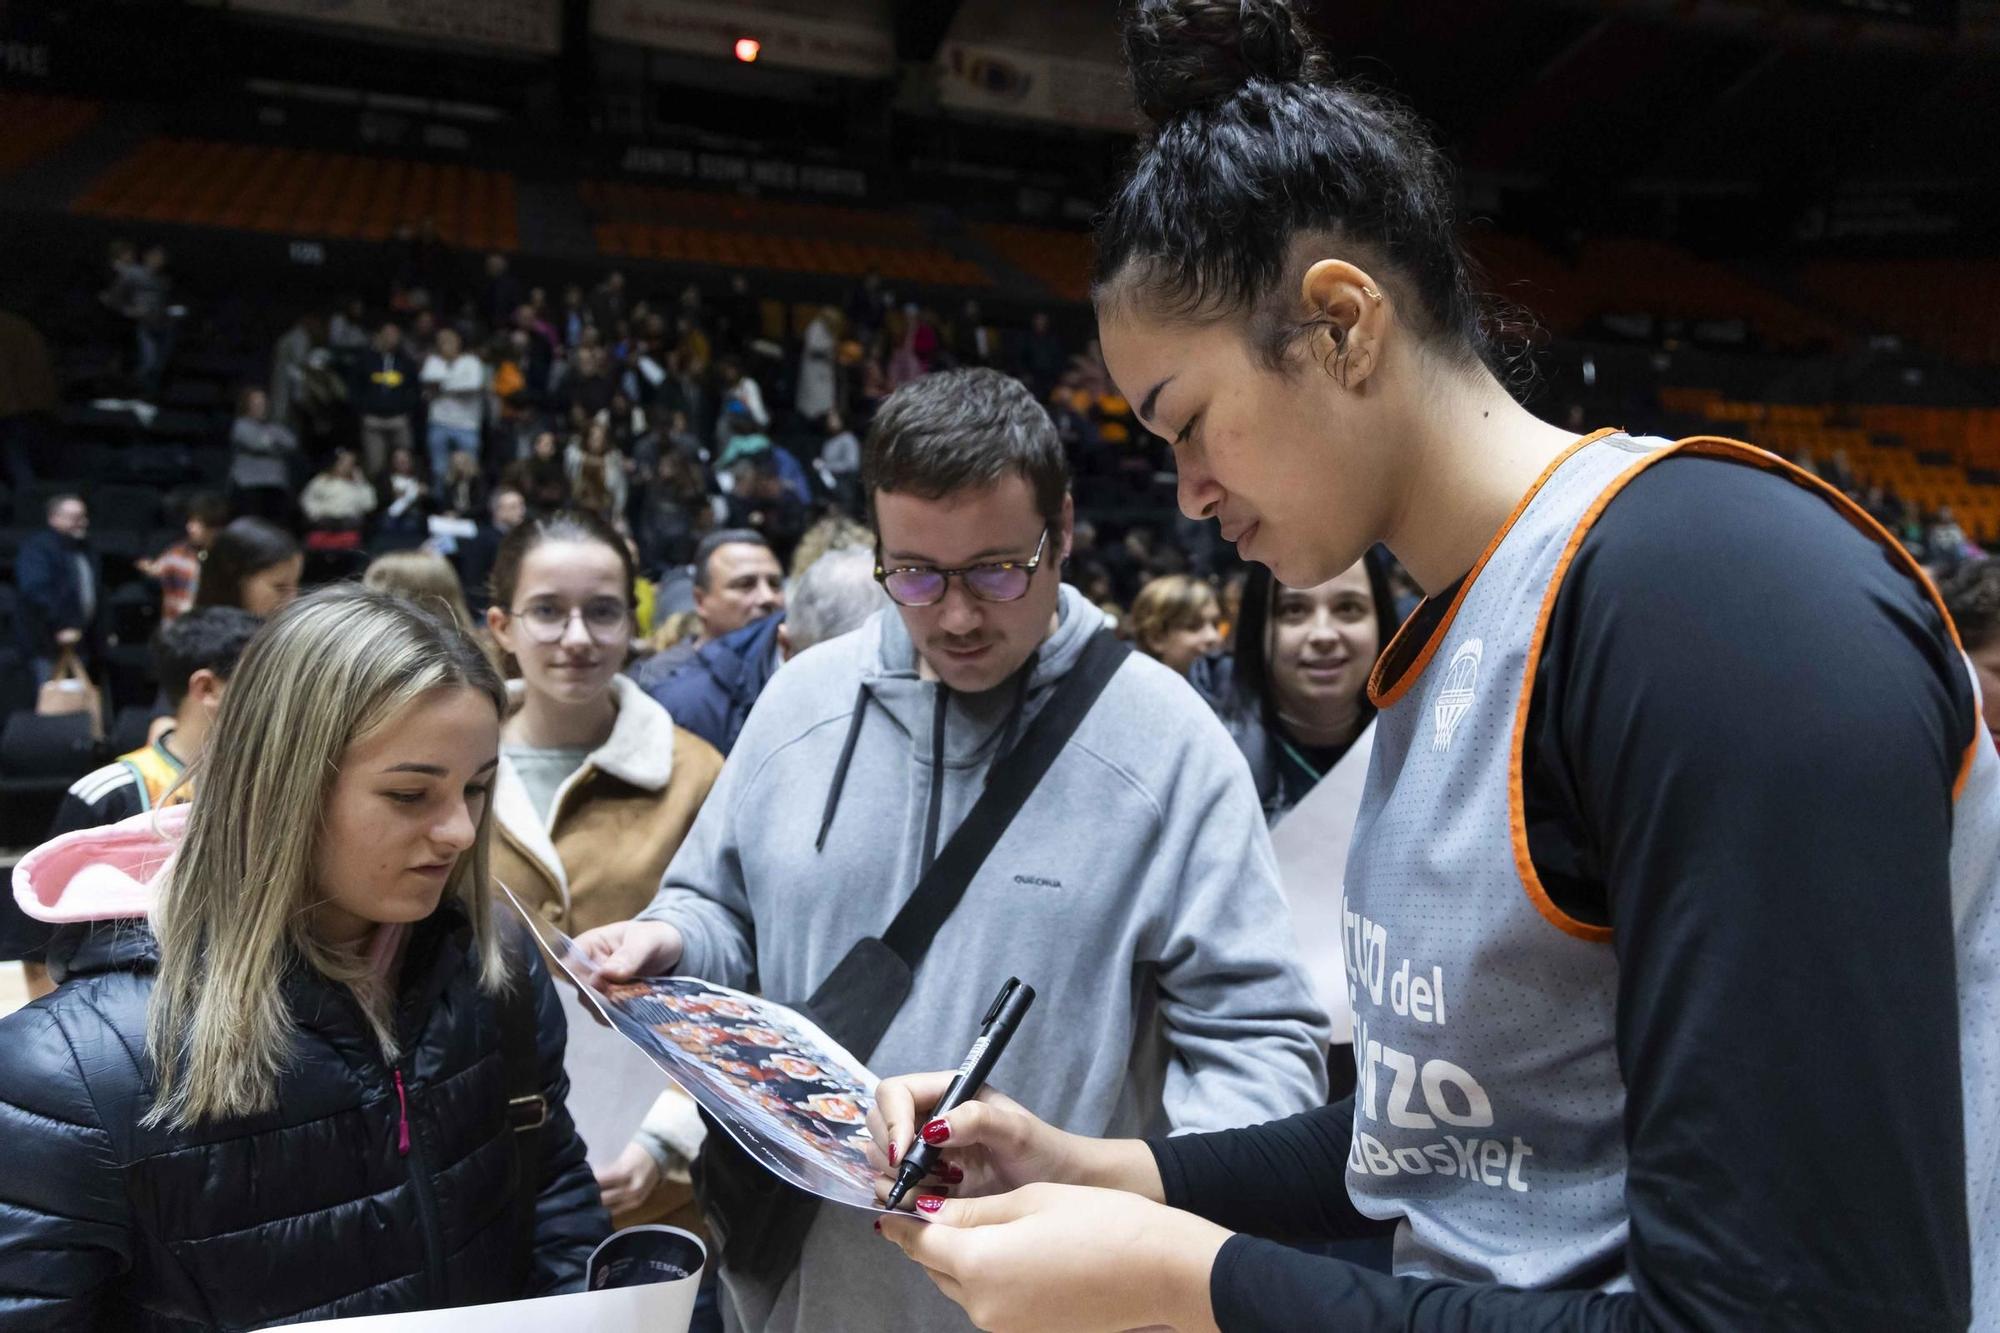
left=504, top=887, right=887, bottom=1211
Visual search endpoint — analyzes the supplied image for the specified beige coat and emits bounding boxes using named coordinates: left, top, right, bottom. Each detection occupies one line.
left=490, top=674, right=722, bottom=1232
left=491, top=674, right=722, bottom=935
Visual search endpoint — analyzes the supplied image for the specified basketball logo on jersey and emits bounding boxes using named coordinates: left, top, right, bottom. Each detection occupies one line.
left=1434, top=638, right=1482, bottom=752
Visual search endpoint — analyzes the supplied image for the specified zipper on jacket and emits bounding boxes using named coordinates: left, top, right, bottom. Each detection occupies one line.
left=397, top=1057, right=449, bottom=1303
left=391, top=1068, right=411, bottom=1156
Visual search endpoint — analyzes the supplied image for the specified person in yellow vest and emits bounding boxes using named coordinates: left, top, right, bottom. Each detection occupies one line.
left=1, top=607, right=261, bottom=993
left=482, top=509, right=723, bottom=1241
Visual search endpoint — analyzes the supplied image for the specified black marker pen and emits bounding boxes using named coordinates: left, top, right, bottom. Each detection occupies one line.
left=885, top=977, right=1035, bottom=1213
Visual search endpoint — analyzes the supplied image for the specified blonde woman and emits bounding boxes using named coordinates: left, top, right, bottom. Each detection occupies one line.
left=1129, top=572, right=1224, bottom=677
left=482, top=510, right=722, bottom=1234
left=0, top=588, right=608, bottom=1328
left=363, top=547, right=479, bottom=635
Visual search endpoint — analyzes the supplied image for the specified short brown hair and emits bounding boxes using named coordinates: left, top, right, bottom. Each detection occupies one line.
left=1130, top=574, right=1219, bottom=651
left=862, top=368, right=1068, bottom=527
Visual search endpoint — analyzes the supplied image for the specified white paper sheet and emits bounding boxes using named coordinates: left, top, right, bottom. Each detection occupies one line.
left=1267, top=719, right=1375, bottom=1045
left=290, top=1276, right=697, bottom=1331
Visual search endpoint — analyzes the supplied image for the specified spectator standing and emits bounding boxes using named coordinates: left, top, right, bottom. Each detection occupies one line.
left=353, top=322, right=420, bottom=476
left=421, top=327, right=487, bottom=482
left=950, top=299, right=992, bottom=369
left=481, top=512, right=722, bottom=1243
left=796, top=307, right=839, bottom=422
left=629, top=528, right=783, bottom=689
left=635, top=446, right=709, bottom=575
left=480, top=253, right=523, bottom=331
left=646, top=544, right=885, bottom=757
left=113, top=243, right=174, bottom=394
left=565, top=418, right=628, bottom=525
left=503, top=429, right=570, bottom=516
left=1019, top=308, right=1067, bottom=400
left=591, top=270, right=628, bottom=334
left=267, top=313, right=321, bottom=434
left=227, top=386, right=298, bottom=524
left=14, top=494, right=104, bottom=684
left=578, top=369, right=1327, bottom=1333
left=137, top=492, right=228, bottom=623
left=818, top=410, right=862, bottom=514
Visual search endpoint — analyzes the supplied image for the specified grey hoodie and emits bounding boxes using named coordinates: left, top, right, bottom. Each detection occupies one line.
left=641, top=584, right=1330, bottom=1333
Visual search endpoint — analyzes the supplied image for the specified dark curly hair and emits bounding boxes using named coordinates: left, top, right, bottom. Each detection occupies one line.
left=1097, top=0, right=1495, bottom=375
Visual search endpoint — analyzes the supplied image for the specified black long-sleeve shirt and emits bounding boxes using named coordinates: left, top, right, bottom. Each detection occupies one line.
left=1154, top=455, right=1976, bottom=1330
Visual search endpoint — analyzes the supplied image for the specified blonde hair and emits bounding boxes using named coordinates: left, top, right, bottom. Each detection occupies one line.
left=144, top=587, right=508, bottom=1130
left=1129, top=574, right=1219, bottom=656
left=363, top=549, right=477, bottom=635
left=648, top=609, right=702, bottom=653
left=789, top=513, right=874, bottom=581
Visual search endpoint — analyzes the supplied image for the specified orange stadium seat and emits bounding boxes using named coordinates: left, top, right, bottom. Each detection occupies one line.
left=72, top=138, right=518, bottom=252
left=0, top=92, right=101, bottom=178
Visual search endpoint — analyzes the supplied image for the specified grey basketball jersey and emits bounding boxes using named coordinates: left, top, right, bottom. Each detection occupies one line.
left=1342, top=430, right=1998, bottom=1324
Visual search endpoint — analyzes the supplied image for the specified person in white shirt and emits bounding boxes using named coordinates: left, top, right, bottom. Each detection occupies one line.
left=421, top=327, right=488, bottom=482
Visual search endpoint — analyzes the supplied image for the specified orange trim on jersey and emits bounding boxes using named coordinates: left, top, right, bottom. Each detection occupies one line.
left=1506, top=434, right=1982, bottom=946
left=1369, top=428, right=1623, bottom=710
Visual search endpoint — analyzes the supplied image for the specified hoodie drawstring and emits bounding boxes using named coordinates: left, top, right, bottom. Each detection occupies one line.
left=815, top=683, right=875, bottom=852
left=985, top=651, right=1040, bottom=782
left=918, top=684, right=950, bottom=875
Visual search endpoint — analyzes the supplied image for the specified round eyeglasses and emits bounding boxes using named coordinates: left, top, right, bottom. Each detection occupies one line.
left=510, top=598, right=630, bottom=644
left=874, top=529, right=1051, bottom=608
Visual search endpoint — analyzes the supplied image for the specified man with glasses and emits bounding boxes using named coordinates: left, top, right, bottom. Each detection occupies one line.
left=578, top=368, right=1328, bottom=1333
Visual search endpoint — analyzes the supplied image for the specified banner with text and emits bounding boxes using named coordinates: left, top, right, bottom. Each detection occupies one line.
left=592, top=0, right=894, bottom=78
left=229, top=0, right=559, bottom=55
left=935, top=40, right=1138, bottom=135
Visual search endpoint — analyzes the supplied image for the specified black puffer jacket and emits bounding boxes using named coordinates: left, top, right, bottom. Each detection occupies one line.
left=0, top=905, right=610, bottom=1330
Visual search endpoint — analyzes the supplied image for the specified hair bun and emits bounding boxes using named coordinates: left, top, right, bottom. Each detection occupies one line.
left=1123, top=0, right=1320, bottom=125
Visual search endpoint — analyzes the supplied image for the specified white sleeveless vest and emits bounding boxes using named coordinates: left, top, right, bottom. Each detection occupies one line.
left=1342, top=430, right=1997, bottom=1323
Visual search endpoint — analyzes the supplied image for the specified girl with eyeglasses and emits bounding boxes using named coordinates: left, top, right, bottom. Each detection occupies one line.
left=482, top=510, right=725, bottom=1264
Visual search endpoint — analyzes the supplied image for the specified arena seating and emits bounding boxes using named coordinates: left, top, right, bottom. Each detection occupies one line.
left=583, top=180, right=986, bottom=288
left=1660, top=388, right=2000, bottom=543
left=975, top=223, right=1094, bottom=304
left=72, top=139, right=519, bottom=250
left=0, top=92, right=101, bottom=178
left=1799, top=260, right=2000, bottom=368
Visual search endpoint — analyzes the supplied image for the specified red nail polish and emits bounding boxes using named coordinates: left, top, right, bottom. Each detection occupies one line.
left=920, top=1119, right=951, bottom=1146
left=873, top=1219, right=883, bottom=1233
left=915, top=1194, right=946, bottom=1214
left=941, top=1163, right=964, bottom=1184
left=888, top=1142, right=899, bottom=1167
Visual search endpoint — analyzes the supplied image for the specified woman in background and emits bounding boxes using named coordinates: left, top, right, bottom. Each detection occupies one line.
left=482, top=510, right=722, bottom=1254
left=192, top=516, right=301, bottom=618
left=1217, top=554, right=1397, bottom=822
left=363, top=548, right=480, bottom=639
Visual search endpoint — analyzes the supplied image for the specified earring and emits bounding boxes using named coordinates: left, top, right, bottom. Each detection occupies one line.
left=1362, top=284, right=1383, bottom=301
